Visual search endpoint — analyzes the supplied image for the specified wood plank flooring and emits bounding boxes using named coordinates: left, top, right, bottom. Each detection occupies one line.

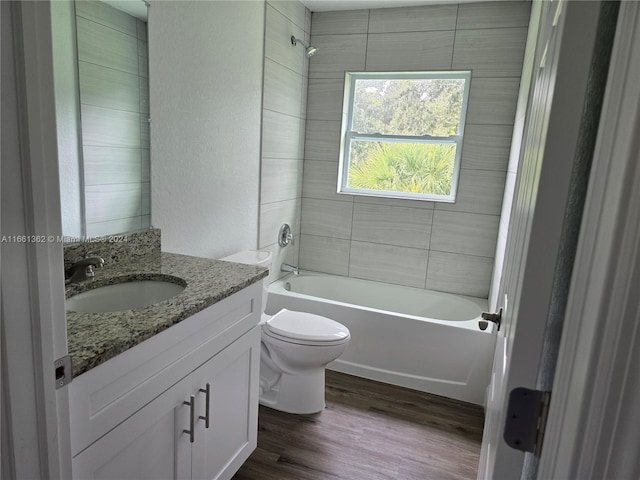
left=233, top=370, right=485, bottom=480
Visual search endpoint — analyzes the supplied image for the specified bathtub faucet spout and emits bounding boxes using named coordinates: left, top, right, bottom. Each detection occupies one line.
left=281, top=263, right=299, bottom=275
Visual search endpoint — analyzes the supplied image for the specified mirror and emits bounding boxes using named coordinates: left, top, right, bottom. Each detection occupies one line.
left=53, top=0, right=150, bottom=239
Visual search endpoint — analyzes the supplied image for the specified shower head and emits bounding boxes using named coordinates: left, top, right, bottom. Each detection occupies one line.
left=291, top=35, right=318, bottom=58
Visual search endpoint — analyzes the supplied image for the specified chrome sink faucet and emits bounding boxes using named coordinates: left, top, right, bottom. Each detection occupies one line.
left=280, top=263, right=299, bottom=275
left=65, top=253, right=105, bottom=284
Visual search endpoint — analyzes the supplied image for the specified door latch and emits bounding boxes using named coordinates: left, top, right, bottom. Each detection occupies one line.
left=479, top=308, right=502, bottom=331
left=54, top=355, right=73, bottom=389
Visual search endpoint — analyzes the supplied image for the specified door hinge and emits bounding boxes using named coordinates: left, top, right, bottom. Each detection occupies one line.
left=503, top=387, right=551, bottom=456
left=54, top=355, right=73, bottom=389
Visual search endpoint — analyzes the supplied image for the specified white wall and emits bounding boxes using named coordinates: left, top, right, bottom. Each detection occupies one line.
left=149, top=0, right=265, bottom=258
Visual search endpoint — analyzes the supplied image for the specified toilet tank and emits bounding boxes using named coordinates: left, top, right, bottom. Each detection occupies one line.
left=220, top=250, right=273, bottom=313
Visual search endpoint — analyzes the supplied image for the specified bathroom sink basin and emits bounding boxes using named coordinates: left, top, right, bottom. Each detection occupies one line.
left=66, top=279, right=186, bottom=313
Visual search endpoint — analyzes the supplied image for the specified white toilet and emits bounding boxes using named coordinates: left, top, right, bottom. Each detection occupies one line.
left=221, top=250, right=350, bottom=414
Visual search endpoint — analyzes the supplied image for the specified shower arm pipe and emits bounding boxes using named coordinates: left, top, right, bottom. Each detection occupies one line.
left=290, top=35, right=309, bottom=48
left=291, top=35, right=318, bottom=57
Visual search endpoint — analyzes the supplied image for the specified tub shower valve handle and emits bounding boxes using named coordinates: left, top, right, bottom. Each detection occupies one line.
left=479, top=308, right=502, bottom=331
left=278, top=224, right=294, bottom=247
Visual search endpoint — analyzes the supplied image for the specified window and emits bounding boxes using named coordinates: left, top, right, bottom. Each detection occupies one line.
left=338, top=71, right=471, bottom=202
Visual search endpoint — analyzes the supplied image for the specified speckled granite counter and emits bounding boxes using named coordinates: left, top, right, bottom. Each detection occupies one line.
left=66, top=251, right=267, bottom=377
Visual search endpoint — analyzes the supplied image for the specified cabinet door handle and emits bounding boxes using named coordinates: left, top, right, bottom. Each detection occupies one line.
left=183, top=395, right=196, bottom=443
left=199, top=383, right=211, bottom=428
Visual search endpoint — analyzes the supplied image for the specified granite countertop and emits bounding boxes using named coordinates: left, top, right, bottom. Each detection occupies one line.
left=66, top=251, right=268, bottom=377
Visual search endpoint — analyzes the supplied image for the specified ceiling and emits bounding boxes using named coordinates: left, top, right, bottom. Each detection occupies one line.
left=299, top=0, right=518, bottom=12
left=101, top=0, right=518, bottom=20
left=102, top=0, right=148, bottom=20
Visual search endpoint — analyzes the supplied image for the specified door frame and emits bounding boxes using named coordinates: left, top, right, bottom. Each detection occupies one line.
left=1, top=1, right=71, bottom=478
left=539, top=2, right=640, bottom=478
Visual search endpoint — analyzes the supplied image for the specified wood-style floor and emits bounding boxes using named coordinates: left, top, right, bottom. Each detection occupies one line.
left=233, top=370, right=485, bottom=480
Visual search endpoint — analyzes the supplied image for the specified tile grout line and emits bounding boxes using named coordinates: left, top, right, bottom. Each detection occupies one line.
left=451, top=4, right=459, bottom=70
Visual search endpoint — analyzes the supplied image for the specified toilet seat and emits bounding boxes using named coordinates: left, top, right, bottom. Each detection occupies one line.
left=263, top=309, right=350, bottom=346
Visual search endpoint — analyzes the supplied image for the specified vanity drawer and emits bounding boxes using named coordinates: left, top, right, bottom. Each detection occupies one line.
left=69, top=281, right=261, bottom=457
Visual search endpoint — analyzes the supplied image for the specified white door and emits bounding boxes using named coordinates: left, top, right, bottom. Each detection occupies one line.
left=478, top=2, right=608, bottom=478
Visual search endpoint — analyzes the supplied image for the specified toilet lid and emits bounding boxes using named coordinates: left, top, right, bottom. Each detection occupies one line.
left=264, top=309, right=350, bottom=343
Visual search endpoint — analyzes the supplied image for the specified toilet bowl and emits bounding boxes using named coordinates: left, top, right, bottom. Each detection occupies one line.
left=221, top=250, right=350, bottom=414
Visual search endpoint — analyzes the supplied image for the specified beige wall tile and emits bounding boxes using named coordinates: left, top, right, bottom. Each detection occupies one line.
left=299, top=234, right=350, bottom=275
left=268, top=0, right=309, bottom=32
left=430, top=211, right=500, bottom=257
left=262, top=110, right=305, bottom=159
left=453, top=27, right=528, bottom=78
left=141, top=149, right=150, bottom=182
left=265, top=5, right=307, bottom=75
left=75, top=1, right=137, bottom=37
left=81, top=105, right=140, bottom=147
left=83, top=146, right=141, bottom=186
left=302, top=160, right=351, bottom=202
left=259, top=199, right=301, bottom=249
left=457, top=1, right=532, bottom=30
left=306, top=78, right=345, bottom=121
left=353, top=195, right=435, bottom=210
left=141, top=182, right=150, bottom=215
left=461, top=124, right=513, bottom=171
left=87, top=217, right=142, bottom=237
left=436, top=169, right=507, bottom=215
left=426, top=251, right=493, bottom=297
left=466, top=78, right=520, bottom=125
left=263, top=59, right=306, bottom=118
left=85, top=183, right=142, bottom=223
left=77, top=17, right=138, bottom=75
left=311, top=10, right=369, bottom=35
left=79, top=61, right=139, bottom=112
left=366, top=31, right=455, bottom=71
left=349, top=241, right=428, bottom=288
left=308, top=34, right=367, bottom=79
left=305, top=120, right=342, bottom=161
left=295, top=2, right=530, bottom=298
left=261, top=159, right=303, bottom=205
left=351, top=203, right=433, bottom=249
left=368, top=5, right=457, bottom=33
left=301, top=198, right=353, bottom=239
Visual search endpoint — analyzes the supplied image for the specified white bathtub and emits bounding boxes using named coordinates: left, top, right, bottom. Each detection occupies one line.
left=267, top=272, right=496, bottom=405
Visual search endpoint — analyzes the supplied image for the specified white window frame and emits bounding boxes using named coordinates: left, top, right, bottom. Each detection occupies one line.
left=337, top=71, right=472, bottom=202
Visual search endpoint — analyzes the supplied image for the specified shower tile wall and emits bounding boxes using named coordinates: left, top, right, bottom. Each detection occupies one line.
left=300, top=1, right=531, bottom=298
left=489, top=1, right=541, bottom=309
left=259, top=1, right=311, bottom=282
left=76, top=1, right=150, bottom=236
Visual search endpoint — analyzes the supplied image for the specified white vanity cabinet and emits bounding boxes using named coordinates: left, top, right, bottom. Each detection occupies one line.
left=69, top=282, right=262, bottom=480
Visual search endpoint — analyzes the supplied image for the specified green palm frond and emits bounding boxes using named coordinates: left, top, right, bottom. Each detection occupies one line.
left=348, top=143, right=455, bottom=196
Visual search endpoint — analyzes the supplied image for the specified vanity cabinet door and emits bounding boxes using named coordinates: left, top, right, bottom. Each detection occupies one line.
left=192, top=325, right=261, bottom=480
left=72, top=373, right=193, bottom=480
